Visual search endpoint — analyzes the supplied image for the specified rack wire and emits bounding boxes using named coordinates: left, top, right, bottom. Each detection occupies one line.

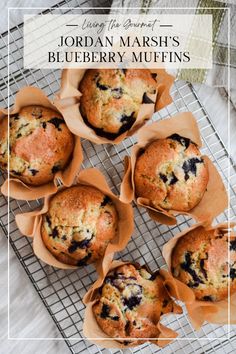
left=1, top=1, right=236, bottom=353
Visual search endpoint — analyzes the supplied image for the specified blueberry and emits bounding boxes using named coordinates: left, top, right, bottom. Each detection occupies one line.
left=123, top=295, right=142, bottom=310
left=202, top=295, right=213, bottom=301
left=100, top=304, right=110, bottom=318
left=200, top=259, right=208, bottom=280
left=96, top=80, right=109, bottom=90
left=51, top=165, right=60, bottom=174
left=68, top=241, right=79, bottom=253
left=151, top=73, right=157, bottom=80
left=48, top=117, right=64, bottom=130
left=142, top=92, right=154, bottom=104
left=159, top=173, right=168, bottom=183
left=181, top=252, right=192, bottom=269
left=169, top=172, right=178, bottom=185
left=230, top=268, right=236, bottom=280
left=46, top=215, right=51, bottom=226
left=11, top=170, right=21, bottom=176
left=112, top=87, right=123, bottom=99
left=101, top=195, right=111, bottom=207
left=160, top=172, right=178, bottom=186
left=78, top=239, right=91, bottom=249
left=181, top=252, right=204, bottom=287
left=52, top=228, right=58, bottom=238
left=230, top=240, right=236, bottom=251
left=120, top=112, right=134, bottom=124
left=29, top=169, right=39, bottom=176
left=81, top=108, right=135, bottom=140
left=68, top=239, right=91, bottom=253
left=168, top=134, right=191, bottom=149
left=182, top=158, right=203, bottom=181
left=117, top=112, right=136, bottom=136
left=111, top=316, right=119, bottom=321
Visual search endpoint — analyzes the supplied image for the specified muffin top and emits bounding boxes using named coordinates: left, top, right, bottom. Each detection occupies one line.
left=134, top=134, right=209, bottom=211
left=0, top=105, right=74, bottom=186
left=41, top=185, right=118, bottom=266
left=171, top=226, right=236, bottom=301
left=79, top=69, right=157, bottom=139
left=93, top=263, right=181, bottom=345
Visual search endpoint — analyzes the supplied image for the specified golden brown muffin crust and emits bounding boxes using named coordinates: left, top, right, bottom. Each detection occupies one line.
left=171, top=227, right=236, bottom=301
left=41, top=185, right=118, bottom=266
left=0, top=105, right=74, bottom=186
left=79, top=69, right=157, bottom=139
left=93, top=263, right=181, bottom=345
left=134, top=134, right=209, bottom=211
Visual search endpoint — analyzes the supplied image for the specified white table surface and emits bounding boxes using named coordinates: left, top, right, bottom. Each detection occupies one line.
left=1, top=2, right=236, bottom=354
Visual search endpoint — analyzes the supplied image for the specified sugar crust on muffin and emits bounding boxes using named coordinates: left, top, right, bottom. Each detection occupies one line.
left=171, top=226, right=236, bottom=301
left=79, top=69, right=157, bottom=139
left=93, top=263, right=181, bottom=345
left=41, top=185, right=118, bottom=266
left=134, top=134, right=209, bottom=211
left=0, top=105, right=74, bottom=185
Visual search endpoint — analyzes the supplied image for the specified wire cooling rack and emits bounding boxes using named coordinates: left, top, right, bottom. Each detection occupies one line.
left=1, top=1, right=236, bottom=353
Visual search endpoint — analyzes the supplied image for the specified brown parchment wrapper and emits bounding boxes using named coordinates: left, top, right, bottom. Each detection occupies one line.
left=83, top=260, right=184, bottom=349
left=120, top=112, right=228, bottom=225
left=0, top=86, right=83, bottom=201
left=54, top=68, right=174, bottom=145
left=162, top=221, right=236, bottom=330
left=15, top=168, right=134, bottom=271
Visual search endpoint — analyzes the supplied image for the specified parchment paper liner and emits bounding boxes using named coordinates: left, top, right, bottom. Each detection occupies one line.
left=54, top=68, right=174, bottom=144
left=83, top=260, right=185, bottom=349
left=0, top=86, right=83, bottom=201
left=120, top=112, right=228, bottom=225
left=162, top=221, right=236, bottom=330
left=15, top=168, right=134, bottom=272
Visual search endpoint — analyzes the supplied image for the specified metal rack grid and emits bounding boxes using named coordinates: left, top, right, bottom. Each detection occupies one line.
left=1, top=1, right=236, bottom=353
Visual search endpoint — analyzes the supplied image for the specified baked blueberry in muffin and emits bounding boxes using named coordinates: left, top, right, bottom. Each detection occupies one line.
left=134, top=134, right=209, bottom=211
left=79, top=69, right=157, bottom=140
left=0, top=105, right=74, bottom=185
left=41, top=185, right=118, bottom=266
left=171, top=226, right=236, bottom=301
left=93, top=263, right=181, bottom=345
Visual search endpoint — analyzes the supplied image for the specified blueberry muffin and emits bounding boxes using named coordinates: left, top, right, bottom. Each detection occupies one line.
left=41, top=185, right=118, bottom=266
left=171, top=226, right=236, bottom=301
left=79, top=69, right=157, bottom=140
left=134, top=134, right=209, bottom=211
left=0, top=105, right=74, bottom=185
left=93, top=263, right=181, bottom=345
left=0, top=116, right=8, bottom=171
